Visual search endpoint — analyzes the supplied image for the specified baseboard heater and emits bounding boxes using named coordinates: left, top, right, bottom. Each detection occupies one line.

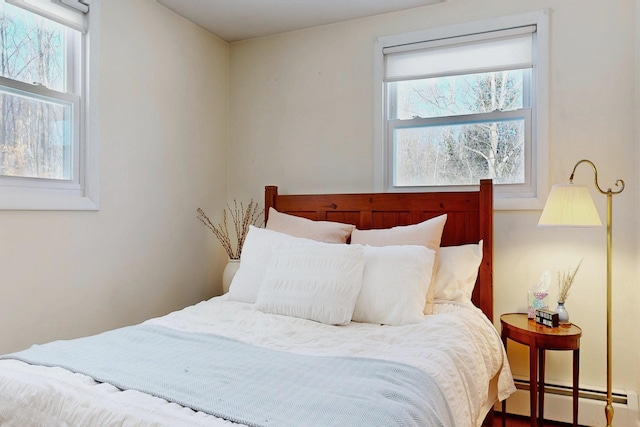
left=497, top=378, right=639, bottom=427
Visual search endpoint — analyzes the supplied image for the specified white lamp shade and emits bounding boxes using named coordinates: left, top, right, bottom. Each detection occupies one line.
left=538, top=184, right=602, bottom=227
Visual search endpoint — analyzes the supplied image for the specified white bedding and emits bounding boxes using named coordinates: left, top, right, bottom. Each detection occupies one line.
left=0, top=297, right=515, bottom=427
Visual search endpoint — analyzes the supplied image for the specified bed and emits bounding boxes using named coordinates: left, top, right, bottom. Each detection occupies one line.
left=0, top=179, right=515, bottom=427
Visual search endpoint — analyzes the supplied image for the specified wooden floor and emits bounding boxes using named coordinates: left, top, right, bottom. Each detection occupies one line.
left=493, top=413, right=586, bottom=427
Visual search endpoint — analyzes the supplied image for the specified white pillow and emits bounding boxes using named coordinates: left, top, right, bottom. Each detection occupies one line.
left=433, top=241, right=483, bottom=304
left=350, top=214, right=447, bottom=315
left=352, top=245, right=435, bottom=326
left=266, top=207, right=355, bottom=243
left=255, top=241, right=365, bottom=325
left=227, top=226, right=313, bottom=303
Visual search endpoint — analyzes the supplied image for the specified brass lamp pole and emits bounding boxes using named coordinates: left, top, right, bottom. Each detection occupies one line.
left=538, top=159, right=625, bottom=427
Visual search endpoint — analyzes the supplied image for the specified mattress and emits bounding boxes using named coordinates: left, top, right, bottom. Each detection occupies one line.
left=0, top=297, right=516, bottom=427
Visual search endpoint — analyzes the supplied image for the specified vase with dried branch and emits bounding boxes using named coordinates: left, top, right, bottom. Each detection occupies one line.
left=555, top=259, right=582, bottom=324
left=557, top=259, right=582, bottom=304
left=197, top=199, right=264, bottom=260
left=198, top=200, right=264, bottom=294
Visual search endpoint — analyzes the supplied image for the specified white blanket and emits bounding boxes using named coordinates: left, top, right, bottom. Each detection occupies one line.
left=0, top=297, right=516, bottom=427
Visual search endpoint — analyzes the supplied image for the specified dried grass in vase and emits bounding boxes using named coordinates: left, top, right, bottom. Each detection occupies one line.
left=557, top=259, right=582, bottom=303
left=197, top=199, right=264, bottom=260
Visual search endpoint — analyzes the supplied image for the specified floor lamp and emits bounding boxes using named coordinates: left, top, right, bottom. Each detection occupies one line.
left=538, top=159, right=625, bottom=427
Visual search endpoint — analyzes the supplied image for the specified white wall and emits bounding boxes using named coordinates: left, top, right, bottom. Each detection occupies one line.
left=0, top=0, right=229, bottom=353
left=229, top=0, right=639, bottom=409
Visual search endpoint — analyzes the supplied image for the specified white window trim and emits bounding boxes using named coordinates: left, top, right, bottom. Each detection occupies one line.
left=373, top=9, right=549, bottom=210
left=0, top=0, right=100, bottom=210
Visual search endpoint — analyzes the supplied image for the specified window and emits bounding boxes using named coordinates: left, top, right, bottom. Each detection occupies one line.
left=374, top=10, right=549, bottom=210
left=0, top=0, right=99, bottom=210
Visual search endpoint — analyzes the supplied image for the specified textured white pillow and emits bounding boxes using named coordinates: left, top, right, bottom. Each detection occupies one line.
left=266, top=207, right=355, bottom=243
left=227, top=226, right=313, bottom=303
left=352, top=245, right=435, bottom=326
left=433, top=241, right=483, bottom=304
left=350, top=214, right=447, bottom=315
left=255, top=241, right=365, bottom=325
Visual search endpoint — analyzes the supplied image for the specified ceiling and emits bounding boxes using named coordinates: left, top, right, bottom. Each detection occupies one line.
left=156, top=0, right=443, bottom=43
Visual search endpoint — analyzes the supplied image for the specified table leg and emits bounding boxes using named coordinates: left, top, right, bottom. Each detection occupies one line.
left=529, top=339, right=537, bottom=427
left=501, top=334, right=507, bottom=427
left=538, top=349, right=545, bottom=427
left=573, top=349, right=580, bottom=427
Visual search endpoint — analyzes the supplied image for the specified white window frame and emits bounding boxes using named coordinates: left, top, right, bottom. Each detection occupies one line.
left=373, top=10, right=549, bottom=210
left=0, top=0, right=100, bottom=210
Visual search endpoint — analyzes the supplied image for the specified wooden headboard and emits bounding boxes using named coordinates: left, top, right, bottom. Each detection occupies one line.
left=264, top=179, right=494, bottom=321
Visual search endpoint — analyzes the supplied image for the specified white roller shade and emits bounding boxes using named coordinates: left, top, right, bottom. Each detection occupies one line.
left=6, top=0, right=88, bottom=32
left=384, top=26, right=535, bottom=82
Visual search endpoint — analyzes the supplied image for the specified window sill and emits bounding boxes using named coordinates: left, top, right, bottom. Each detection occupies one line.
left=0, top=187, right=99, bottom=211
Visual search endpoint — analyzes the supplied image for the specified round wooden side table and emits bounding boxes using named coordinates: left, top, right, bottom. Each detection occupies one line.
left=500, top=313, right=582, bottom=427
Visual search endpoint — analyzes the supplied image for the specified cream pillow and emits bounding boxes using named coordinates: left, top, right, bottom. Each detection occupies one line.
left=350, top=214, right=447, bottom=314
left=266, top=207, right=355, bottom=243
left=350, top=214, right=447, bottom=248
left=433, top=241, right=483, bottom=304
left=255, top=241, right=365, bottom=325
left=352, top=245, right=435, bottom=326
left=227, top=226, right=313, bottom=303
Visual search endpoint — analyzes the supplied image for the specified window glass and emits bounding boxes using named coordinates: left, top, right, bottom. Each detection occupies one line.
left=0, top=87, right=73, bottom=179
left=393, top=118, right=526, bottom=187
left=0, top=2, right=67, bottom=91
left=0, top=0, right=78, bottom=182
left=389, top=69, right=529, bottom=187
left=390, top=70, right=527, bottom=120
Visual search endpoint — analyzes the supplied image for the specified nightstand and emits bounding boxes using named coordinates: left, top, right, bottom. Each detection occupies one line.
left=500, top=313, right=582, bottom=427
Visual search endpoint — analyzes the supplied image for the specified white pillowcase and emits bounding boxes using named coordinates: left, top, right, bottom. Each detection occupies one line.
left=227, top=226, right=312, bottom=303
left=433, top=241, right=483, bottom=304
left=352, top=245, right=435, bottom=326
left=350, top=214, right=447, bottom=315
left=255, top=241, right=365, bottom=325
